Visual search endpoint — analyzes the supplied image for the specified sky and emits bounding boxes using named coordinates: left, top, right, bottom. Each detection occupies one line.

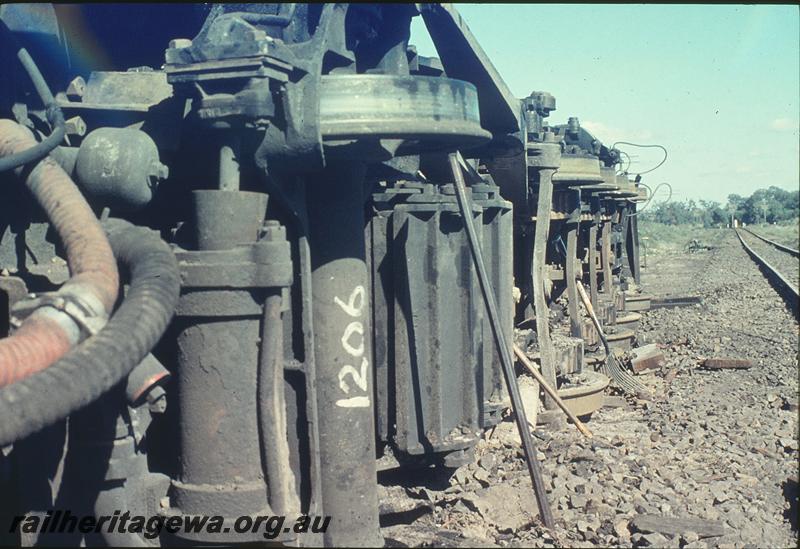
left=410, top=4, right=800, bottom=205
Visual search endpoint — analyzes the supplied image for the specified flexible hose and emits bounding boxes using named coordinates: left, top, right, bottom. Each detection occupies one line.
left=0, top=119, right=119, bottom=387
left=0, top=220, right=180, bottom=446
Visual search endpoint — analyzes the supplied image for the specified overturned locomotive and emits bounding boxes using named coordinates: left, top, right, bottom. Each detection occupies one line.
left=0, top=4, right=648, bottom=547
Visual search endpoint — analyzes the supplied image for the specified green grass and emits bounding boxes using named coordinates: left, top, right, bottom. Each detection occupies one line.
left=742, top=219, right=799, bottom=249
left=638, top=221, right=729, bottom=257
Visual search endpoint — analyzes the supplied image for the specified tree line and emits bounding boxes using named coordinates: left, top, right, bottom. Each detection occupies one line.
left=640, top=186, right=799, bottom=227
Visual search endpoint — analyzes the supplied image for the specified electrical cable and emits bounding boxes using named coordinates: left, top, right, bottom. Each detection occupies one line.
left=611, top=141, right=667, bottom=176
left=616, top=150, right=632, bottom=175
left=626, top=182, right=673, bottom=217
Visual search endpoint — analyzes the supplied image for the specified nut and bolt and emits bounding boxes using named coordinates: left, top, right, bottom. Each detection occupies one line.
left=149, top=161, right=170, bottom=183
left=168, top=38, right=192, bottom=49
left=65, top=77, right=86, bottom=101
left=146, top=385, right=168, bottom=414
left=64, top=116, right=86, bottom=137
left=260, top=220, right=285, bottom=242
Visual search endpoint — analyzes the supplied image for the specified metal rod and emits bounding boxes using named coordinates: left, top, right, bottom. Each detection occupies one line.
left=601, top=220, right=613, bottom=293
left=258, top=292, right=300, bottom=516
left=741, top=227, right=799, bottom=257
left=620, top=204, right=633, bottom=278
left=219, top=134, right=241, bottom=191
left=588, top=208, right=599, bottom=307
left=532, top=169, right=558, bottom=411
left=566, top=218, right=582, bottom=338
left=513, top=345, right=593, bottom=439
left=629, top=204, right=641, bottom=284
left=450, top=153, right=554, bottom=529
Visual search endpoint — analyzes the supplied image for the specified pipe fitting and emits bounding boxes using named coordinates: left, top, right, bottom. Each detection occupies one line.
left=10, top=282, right=109, bottom=343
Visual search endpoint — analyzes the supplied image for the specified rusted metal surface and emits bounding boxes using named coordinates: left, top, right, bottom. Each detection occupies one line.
left=650, top=295, right=702, bottom=309
left=701, top=358, right=754, bottom=370
left=630, top=343, right=666, bottom=374
left=624, top=293, right=652, bottom=311
left=557, top=370, right=610, bottom=418
left=0, top=3, right=661, bottom=545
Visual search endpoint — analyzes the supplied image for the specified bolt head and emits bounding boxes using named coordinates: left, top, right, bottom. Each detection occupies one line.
left=65, top=77, right=86, bottom=101
left=169, top=38, right=193, bottom=49
left=64, top=116, right=86, bottom=137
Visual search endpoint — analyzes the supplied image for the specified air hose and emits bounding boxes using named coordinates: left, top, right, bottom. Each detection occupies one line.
left=0, top=119, right=119, bottom=387
left=0, top=220, right=180, bottom=446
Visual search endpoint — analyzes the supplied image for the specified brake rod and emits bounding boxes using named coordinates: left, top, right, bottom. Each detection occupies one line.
left=449, top=152, right=555, bottom=529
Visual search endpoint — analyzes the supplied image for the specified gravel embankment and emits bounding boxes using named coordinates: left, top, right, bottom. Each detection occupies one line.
left=738, top=229, right=799, bottom=291
left=381, top=229, right=798, bottom=548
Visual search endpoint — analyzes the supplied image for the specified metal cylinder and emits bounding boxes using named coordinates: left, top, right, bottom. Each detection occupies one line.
left=628, top=205, right=641, bottom=284
left=588, top=205, right=600, bottom=308
left=529, top=134, right=561, bottom=412
left=258, top=290, right=299, bottom=517
left=191, top=190, right=267, bottom=250
left=218, top=134, right=241, bottom=192
left=173, top=302, right=268, bottom=513
left=472, top=182, right=512, bottom=427
left=169, top=188, right=287, bottom=543
left=307, top=161, right=381, bottom=547
left=74, top=127, right=166, bottom=212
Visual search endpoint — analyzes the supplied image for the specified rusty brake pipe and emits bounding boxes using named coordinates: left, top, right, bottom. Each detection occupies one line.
left=0, top=20, right=66, bottom=173
left=258, top=291, right=300, bottom=516
left=450, top=152, right=554, bottom=529
left=0, top=119, right=119, bottom=388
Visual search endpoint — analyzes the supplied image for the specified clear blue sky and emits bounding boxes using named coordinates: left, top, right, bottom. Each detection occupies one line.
left=410, top=4, right=800, bottom=204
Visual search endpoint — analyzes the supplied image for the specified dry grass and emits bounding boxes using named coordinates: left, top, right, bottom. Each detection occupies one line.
left=638, top=221, right=729, bottom=257
left=742, top=219, right=800, bottom=249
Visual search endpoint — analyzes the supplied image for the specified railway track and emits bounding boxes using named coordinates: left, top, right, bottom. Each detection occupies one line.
left=741, top=227, right=800, bottom=257
left=735, top=228, right=799, bottom=317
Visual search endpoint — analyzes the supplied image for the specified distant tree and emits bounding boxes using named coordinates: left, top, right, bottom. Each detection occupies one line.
left=646, top=200, right=694, bottom=224
left=740, top=186, right=798, bottom=224
left=642, top=187, right=798, bottom=226
left=699, top=200, right=727, bottom=227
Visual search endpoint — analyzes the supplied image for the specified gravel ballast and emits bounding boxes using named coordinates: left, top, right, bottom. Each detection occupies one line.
left=380, top=229, right=799, bottom=548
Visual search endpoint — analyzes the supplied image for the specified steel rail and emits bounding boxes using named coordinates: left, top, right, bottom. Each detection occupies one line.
left=735, top=229, right=799, bottom=317
left=741, top=227, right=799, bottom=258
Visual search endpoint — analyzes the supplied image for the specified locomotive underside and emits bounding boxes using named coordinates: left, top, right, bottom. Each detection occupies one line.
left=0, top=4, right=648, bottom=546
